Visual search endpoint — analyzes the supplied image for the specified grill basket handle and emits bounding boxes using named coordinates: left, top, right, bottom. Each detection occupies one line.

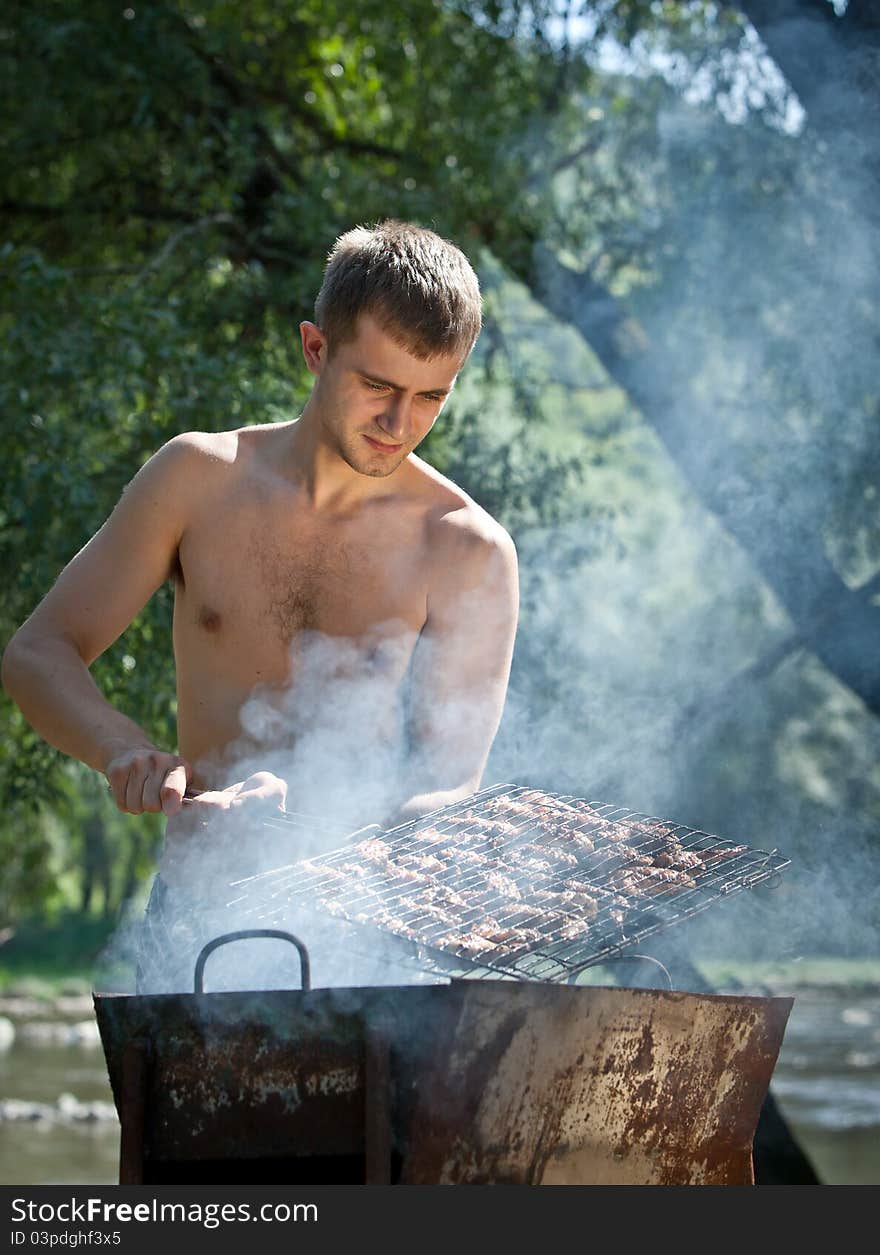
left=194, top=929, right=311, bottom=994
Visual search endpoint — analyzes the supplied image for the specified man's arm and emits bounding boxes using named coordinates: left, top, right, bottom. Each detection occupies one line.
left=390, top=510, right=519, bottom=826
left=1, top=434, right=206, bottom=815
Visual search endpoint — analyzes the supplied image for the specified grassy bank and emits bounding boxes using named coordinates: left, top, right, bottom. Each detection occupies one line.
left=698, top=956, right=880, bottom=992
left=0, top=913, right=118, bottom=996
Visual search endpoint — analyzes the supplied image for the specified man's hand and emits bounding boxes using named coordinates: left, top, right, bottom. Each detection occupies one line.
left=159, top=771, right=291, bottom=887
left=385, top=788, right=472, bottom=829
left=104, top=745, right=191, bottom=817
left=185, top=771, right=288, bottom=818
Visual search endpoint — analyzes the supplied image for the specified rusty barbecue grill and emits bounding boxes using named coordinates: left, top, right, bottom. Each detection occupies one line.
left=100, top=784, right=795, bottom=1184
left=95, top=979, right=794, bottom=1184
left=223, top=783, right=790, bottom=984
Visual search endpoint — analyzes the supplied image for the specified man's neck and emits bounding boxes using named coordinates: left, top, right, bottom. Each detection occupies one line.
left=281, top=402, right=408, bottom=511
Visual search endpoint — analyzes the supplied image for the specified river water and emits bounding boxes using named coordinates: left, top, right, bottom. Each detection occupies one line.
left=1, top=985, right=878, bottom=1185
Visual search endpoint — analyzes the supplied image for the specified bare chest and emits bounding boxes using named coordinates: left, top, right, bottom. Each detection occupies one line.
left=173, top=499, right=428, bottom=685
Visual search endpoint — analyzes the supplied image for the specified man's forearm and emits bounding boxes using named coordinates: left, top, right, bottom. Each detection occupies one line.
left=385, top=783, right=479, bottom=828
left=1, top=634, right=156, bottom=773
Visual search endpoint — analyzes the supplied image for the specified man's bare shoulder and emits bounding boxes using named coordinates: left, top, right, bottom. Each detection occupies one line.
left=128, top=427, right=257, bottom=501
left=185, top=421, right=301, bottom=473
left=409, top=455, right=517, bottom=573
left=159, top=428, right=243, bottom=468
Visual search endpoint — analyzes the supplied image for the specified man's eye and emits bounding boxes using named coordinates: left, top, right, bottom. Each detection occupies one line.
left=365, top=381, right=388, bottom=392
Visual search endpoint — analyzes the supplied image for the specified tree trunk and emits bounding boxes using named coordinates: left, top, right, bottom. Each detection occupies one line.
left=524, top=246, right=880, bottom=716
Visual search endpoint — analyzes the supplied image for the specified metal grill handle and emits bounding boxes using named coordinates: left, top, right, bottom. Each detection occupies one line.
left=193, top=929, right=311, bottom=994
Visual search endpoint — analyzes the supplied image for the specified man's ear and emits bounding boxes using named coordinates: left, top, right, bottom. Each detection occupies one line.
left=300, top=321, right=327, bottom=375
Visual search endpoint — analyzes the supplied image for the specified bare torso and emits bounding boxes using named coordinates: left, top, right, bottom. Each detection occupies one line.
left=155, top=421, right=512, bottom=884
left=171, top=423, right=461, bottom=801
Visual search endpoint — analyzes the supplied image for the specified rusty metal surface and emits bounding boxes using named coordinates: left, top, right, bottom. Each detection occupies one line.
left=96, top=989, right=379, bottom=1164
left=94, top=982, right=792, bottom=1184
left=399, top=984, right=792, bottom=1184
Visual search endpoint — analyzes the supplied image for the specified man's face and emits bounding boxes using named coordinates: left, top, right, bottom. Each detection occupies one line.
left=302, top=313, right=463, bottom=478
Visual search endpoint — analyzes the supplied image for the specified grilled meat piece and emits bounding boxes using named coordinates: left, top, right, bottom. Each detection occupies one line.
left=409, top=825, right=460, bottom=845
left=483, top=870, right=522, bottom=900
left=457, top=831, right=502, bottom=850
left=408, top=901, right=462, bottom=929
left=438, top=931, right=496, bottom=956
left=364, top=907, right=418, bottom=938
left=558, top=916, right=592, bottom=941
left=615, top=850, right=654, bottom=869
left=610, top=865, right=697, bottom=895
left=433, top=918, right=543, bottom=956
left=700, top=844, right=748, bottom=863
left=441, top=846, right=487, bottom=866
left=493, top=926, right=541, bottom=947
left=337, top=861, right=372, bottom=879
left=301, top=861, right=349, bottom=887
left=422, top=884, right=475, bottom=911
left=357, top=838, right=392, bottom=863
left=491, top=800, right=538, bottom=819
left=567, top=833, right=597, bottom=855
left=459, top=811, right=520, bottom=837
left=654, top=846, right=703, bottom=871
left=470, top=918, right=503, bottom=941
left=506, top=850, right=558, bottom=877
left=561, top=890, right=600, bottom=918
left=399, top=852, right=446, bottom=875
left=527, top=841, right=579, bottom=868
left=386, top=864, right=424, bottom=884
left=534, top=888, right=577, bottom=907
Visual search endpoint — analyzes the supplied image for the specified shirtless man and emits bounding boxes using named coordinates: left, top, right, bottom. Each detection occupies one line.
left=1, top=221, right=518, bottom=981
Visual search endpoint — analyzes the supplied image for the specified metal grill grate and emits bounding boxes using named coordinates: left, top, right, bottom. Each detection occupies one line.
left=224, top=784, right=790, bottom=984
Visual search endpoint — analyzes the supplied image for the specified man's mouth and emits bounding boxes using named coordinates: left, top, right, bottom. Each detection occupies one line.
left=363, top=434, right=404, bottom=453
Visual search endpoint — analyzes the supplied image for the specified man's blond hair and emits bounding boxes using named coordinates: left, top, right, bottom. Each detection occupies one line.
left=314, top=219, right=482, bottom=362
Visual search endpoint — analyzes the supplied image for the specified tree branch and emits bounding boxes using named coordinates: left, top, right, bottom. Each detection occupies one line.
left=526, top=246, right=880, bottom=717
left=135, top=212, right=237, bottom=282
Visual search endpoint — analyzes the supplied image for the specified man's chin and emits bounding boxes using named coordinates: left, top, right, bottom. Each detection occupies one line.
left=360, top=461, right=404, bottom=478
left=344, top=447, right=408, bottom=478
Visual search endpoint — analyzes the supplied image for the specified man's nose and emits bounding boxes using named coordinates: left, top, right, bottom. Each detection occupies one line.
left=378, top=395, right=410, bottom=441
